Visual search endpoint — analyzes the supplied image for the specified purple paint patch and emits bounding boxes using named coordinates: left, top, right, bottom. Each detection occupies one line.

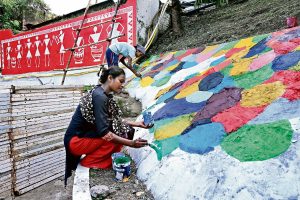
left=199, top=72, right=224, bottom=91
left=192, top=87, right=242, bottom=123
left=151, top=63, right=164, bottom=71
left=153, top=98, right=206, bottom=121
left=192, top=46, right=206, bottom=54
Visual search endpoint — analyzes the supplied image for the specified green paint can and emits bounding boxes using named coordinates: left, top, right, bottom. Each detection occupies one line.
left=112, top=155, right=131, bottom=182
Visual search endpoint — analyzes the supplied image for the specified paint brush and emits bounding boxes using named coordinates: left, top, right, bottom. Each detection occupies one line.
left=147, top=142, right=162, bottom=161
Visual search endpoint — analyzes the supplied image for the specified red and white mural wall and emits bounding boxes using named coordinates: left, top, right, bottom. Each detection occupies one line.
left=0, top=0, right=136, bottom=75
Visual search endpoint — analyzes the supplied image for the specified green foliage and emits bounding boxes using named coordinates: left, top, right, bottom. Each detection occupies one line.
left=194, top=0, right=228, bottom=7
left=83, top=85, right=95, bottom=92
left=0, top=0, right=54, bottom=33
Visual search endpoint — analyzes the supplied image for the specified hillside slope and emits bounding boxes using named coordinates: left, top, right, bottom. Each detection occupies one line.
left=126, top=23, right=300, bottom=199
left=148, top=0, right=300, bottom=55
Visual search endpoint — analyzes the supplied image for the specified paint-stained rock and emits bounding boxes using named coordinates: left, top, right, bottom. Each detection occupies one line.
left=240, top=82, right=285, bottom=107
left=192, top=87, right=242, bottom=123
left=272, top=51, right=300, bottom=71
left=198, top=72, right=224, bottom=91
left=154, top=114, right=194, bottom=140
left=221, top=120, right=293, bottom=161
left=153, top=98, right=206, bottom=121
left=179, top=123, right=226, bottom=154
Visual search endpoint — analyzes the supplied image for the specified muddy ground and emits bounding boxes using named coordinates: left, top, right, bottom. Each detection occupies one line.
left=9, top=0, right=300, bottom=199
left=147, top=0, right=300, bottom=56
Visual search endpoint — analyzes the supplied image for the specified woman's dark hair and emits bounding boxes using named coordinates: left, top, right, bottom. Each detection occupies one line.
left=99, top=66, right=125, bottom=83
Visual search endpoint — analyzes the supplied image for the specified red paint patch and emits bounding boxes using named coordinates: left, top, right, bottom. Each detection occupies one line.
left=212, top=103, right=265, bottom=133
left=265, top=71, right=300, bottom=100
left=213, top=59, right=232, bottom=72
left=225, top=47, right=246, bottom=58
left=180, top=74, right=204, bottom=91
left=267, top=41, right=298, bottom=54
left=290, top=38, right=300, bottom=45
left=176, top=49, right=195, bottom=60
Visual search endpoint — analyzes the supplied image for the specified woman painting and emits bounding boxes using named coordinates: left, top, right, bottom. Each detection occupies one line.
left=64, top=66, right=150, bottom=185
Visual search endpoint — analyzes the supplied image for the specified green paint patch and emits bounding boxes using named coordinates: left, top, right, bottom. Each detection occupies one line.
left=290, top=61, right=300, bottom=71
left=221, top=120, right=293, bottom=162
left=221, top=41, right=240, bottom=51
left=153, top=136, right=180, bottom=158
left=174, top=50, right=186, bottom=57
left=252, top=34, right=268, bottom=43
left=261, top=47, right=273, bottom=54
left=152, top=75, right=171, bottom=87
left=220, top=64, right=234, bottom=76
left=232, top=64, right=274, bottom=89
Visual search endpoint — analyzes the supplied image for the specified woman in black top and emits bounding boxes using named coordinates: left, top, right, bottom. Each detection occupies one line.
left=64, top=66, right=150, bottom=185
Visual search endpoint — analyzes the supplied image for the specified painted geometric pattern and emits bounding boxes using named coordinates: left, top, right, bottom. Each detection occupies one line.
left=126, top=26, right=300, bottom=162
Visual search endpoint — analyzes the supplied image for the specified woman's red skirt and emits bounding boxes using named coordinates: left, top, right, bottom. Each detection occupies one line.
left=69, top=136, right=123, bottom=169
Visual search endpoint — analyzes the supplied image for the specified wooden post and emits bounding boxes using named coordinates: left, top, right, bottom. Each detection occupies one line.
left=61, top=0, right=92, bottom=85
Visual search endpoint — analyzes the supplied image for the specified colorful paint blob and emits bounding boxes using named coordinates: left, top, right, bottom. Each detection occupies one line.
left=180, top=123, right=226, bottom=154
left=221, top=120, right=293, bottom=161
left=126, top=26, right=300, bottom=161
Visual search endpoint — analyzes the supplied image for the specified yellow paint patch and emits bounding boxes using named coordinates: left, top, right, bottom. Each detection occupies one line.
left=213, top=50, right=227, bottom=57
left=155, top=85, right=173, bottom=99
left=241, top=81, right=285, bottom=107
left=295, top=46, right=300, bottom=51
left=230, top=58, right=252, bottom=76
left=201, top=45, right=219, bottom=54
left=141, top=60, right=150, bottom=68
left=230, top=49, right=252, bottom=62
left=166, top=63, right=180, bottom=71
left=234, top=37, right=255, bottom=49
left=175, top=82, right=199, bottom=99
left=140, top=76, right=154, bottom=87
left=154, top=114, right=194, bottom=140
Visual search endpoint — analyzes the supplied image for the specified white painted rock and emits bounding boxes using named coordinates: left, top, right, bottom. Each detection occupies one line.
left=90, top=185, right=110, bottom=198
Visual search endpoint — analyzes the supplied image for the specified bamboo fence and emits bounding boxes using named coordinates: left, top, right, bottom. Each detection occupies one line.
left=0, top=85, right=84, bottom=198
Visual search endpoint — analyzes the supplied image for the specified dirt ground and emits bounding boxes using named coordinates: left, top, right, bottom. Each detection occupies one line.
left=147, top=0, right=300, bottom=56
left=8, top=0, right=300, bottom=199
left=13, top=175, right=73, bottom=200
left=89, top=161, right=154, bottom=200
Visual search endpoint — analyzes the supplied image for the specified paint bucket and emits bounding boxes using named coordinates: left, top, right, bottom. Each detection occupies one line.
left=286, top=17, right=298, bottom=28
left=111, top=152, right=125, bottom=161
left=112, top=155, right=131, bottom=182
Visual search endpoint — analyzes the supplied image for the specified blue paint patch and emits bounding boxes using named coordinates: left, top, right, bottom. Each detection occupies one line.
left=181, top=119, right=212, bottom=135
left=248, top=98, right=300, bottom=125
left=181, top=54, right=197, bottom=62
left=199, top=72, right=224, bottom=91
left=182, top=61, right=199, bottom=69
left=208, top=76, right=236, bottom=93
left=272, top=51, right=300, bottom=71
left=170, top=62, right=185, bottom=74
left=179, top=123, right=226, bottom=154
left=243, top=38, right=269, bottom=58
left=164, top=58, right=179, bottom=68
left=186, top=91, right=213, bottom=103
left=210, top=56, right=227, bottom=67
left=156, top=89, right=179, bottom=104
left=153, top=98, right=206, bottom=121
